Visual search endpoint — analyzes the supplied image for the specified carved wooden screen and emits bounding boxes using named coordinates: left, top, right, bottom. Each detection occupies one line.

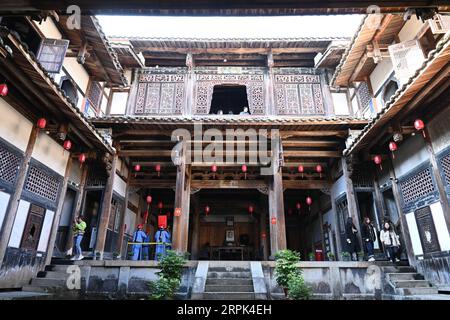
left=274, top=74, right=325, bottom=115
left=134, top=72, right=186, bottom=115
left=20, top=204, right=45, bottom=250
left=194, top=73, right=265, bottom=115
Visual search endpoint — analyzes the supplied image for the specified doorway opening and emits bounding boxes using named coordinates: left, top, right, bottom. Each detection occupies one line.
left=81, top=190, right=103, bottom=251
left=54, top=187, right=77, bottom=255
left=209, top=85, right=249, bottom=115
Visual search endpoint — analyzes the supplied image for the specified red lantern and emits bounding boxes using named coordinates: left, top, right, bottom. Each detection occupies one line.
left=211, top=164, right=217, bottom=179
left=414, top=119, right=426, bottom=138
left=204, top=205, right=210, bottom=216
left=288, top=208, right=293, bottom=216
left=248, top=205, right=254, bottom=215
left=146, top=195, right=152, bottom=204
left=37, top=118, right=47, bottom=129
left=373, top=154, right=383, bottom=170
left=158, top=201, right=163, bottom=209
left=261, top=232, right=266, bottom=239
left=134, top=164, right=141, bottom=178
left=271, top=217, right=277, bottom=225
left=242, top=164, right=247, bottom=179
left=63, top=139, right=72, bottom=151
left=389, top=141, right=398, bottom=159
left=296, top=202, right=301, bottom=212
left=78, top=153, right=86, bottom=168
left=155, top=164, right=161, bottom=177
left=306, top=197, right=313, bottom=211
left=297, top=165, right=304, bottom=178
left=316, top=165, right=323, bottom=179
left=0, top=83, right=8, bottom=96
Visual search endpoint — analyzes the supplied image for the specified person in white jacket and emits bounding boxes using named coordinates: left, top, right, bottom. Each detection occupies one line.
left=380, top=222, right=401, bottom=263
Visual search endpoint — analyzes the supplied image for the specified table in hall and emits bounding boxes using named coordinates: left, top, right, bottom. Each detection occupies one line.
left=209, top=246, right=252, bottom=260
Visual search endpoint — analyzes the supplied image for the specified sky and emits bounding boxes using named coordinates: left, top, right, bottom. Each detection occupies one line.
left=97, top=15, right=364, bottom=39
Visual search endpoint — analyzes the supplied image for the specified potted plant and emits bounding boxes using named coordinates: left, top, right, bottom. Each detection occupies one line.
left=274, top=249, right=301, bottom=297
left=327, top=252, right=335, bottom=261
left=341, top=251, right=351, bottom=261
left=308, top=252, right=315, bottom=261
left=357, top=251, right=365, bottom=261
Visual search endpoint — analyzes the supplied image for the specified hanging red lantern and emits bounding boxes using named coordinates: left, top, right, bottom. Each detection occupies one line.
left=37, top=118, right=47, bottom=129
left=297, top=165, right=304, bottom=178
left=0, top=83, right=8, bottom=97
left=389, top=141, right=398, bottom=159
left=155, top=164, right=161, bottom=177
left=78, top=153, right=86, bottom=168
left=296, top=202, right=301, bottom=212
left=158, top=201, right=163, bottom=209
left=306, top=197, right=313, bottom=212
left=242, top=164, right=247, bottom=179
left=146, top=195, right=152, bottom=204
left=134, top=164, right=141, bottom=178
left=248, top=205, right=254, bottom=215
left=316, top=165, right=323, bottom=179
left=211, top=164, right=217, bottom=179
left=373, top=154, right=383, bottom=170
left=271, top=217, right=277, bottom=225
left=204, top=205, right=210, bottom=216
left=261, top=232, right=266, bottom=239
left=288, top=208, right=293, bottom=216
left=414, top=119, right=426, bottom=138
left=63, top=139, right=72, bottom=151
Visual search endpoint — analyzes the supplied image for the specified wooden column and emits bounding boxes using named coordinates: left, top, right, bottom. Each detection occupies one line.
left=424, top=132, right=450, bottom=232
left=45, top=156, right=73, bottom=265
left=64, top=162, right=89, bottom=252
left=341, top=157, right=364, bottom=251
left=330, top=199, right=343, bottom=259
left=318, top=210, right=326, bottom=259
left=190, top=195, right=200, bottom=260
left=94, top=153, right=118, bottom=259
left=172, top=141, right=191, bottom=253
left=0, top=125, right=39, bottom=266
left=116, top=170, right=131, bottom=257
left=268, top=136, right=287, bottom=257
left=185, top=53, right=195, bottom=115
left=266, top=52, right=276, bottom=116
left=389, top=163, right=415, bottom=265
left=259, top=195, right=269, bottom=260
left=372, top=173, right=386, bottom=228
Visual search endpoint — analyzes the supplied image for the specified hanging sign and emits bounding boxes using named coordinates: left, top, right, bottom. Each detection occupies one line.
left=174, top=207, right=182, bottom=217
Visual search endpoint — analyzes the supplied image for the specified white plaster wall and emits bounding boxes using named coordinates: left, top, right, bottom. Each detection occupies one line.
left=430, top=202, right=450, bottom=251
left=37, top=209, right=55, bottom=252
left=35, top=18, right=63, bottom=39
left=113, top=173, right=127, bottom=198
left=63, top=57, right=90, bottom=94
left=331, top=174, right=346, bottom=201
left=406, top=211, right=423, bottom=256
left=392, top=134, right=429, bottom=178
left=69, top=159, right=83, bottom=185
left=331, top=92, right=349, bottom=115
left=124, top=208, right=136, bottom=236
left=8, top=200, right=30, bottom=248
left=369, top=58, right=394, bottom=96
left=0, top=98, right=33, bottom=151
left=0, top=192, right=10, bottom=231
left=398, top=16, right=425, bottom=42
left=110, top=92, right=129, bottom=114
left=32, top=132, right=69, bottom=176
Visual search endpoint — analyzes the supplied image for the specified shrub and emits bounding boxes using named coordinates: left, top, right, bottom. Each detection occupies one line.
left=287, top=273, right=312, bottom=300
left=274, top=249, right=301, bottom=289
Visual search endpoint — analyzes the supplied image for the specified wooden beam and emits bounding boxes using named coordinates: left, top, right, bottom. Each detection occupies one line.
left=191, top=180, right=267, bottom=189
left=0, top=126, right=39, bottom=266
left=281, top=131, right=347, bottom=138
left=283, top=150, right=341, bottom=158
left=283, top=180, right=331, bottom=189
left=282, top=140, right=341, bottom=147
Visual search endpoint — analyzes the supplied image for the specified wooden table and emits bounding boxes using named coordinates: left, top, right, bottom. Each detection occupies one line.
left=209, top=246, right=252, bottom=260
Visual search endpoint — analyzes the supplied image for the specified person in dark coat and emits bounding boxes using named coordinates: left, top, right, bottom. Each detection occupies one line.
left=345, top=217, right=360, bottom=261
left=361, top=217, right=377, bottom=261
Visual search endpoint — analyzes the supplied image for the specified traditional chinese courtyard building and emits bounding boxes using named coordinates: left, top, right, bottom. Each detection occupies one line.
left=0, top=8, right=449, bottom=298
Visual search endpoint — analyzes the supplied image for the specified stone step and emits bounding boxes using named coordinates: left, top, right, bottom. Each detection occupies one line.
left=387, top=273, right=424, bottom=281
left=208, top=267, right=250, bottom=273
left=205, top=285, right=254, bottom=293
left=50, top=258, right=76, bottom=265
left=400, top=287, right=438, bottom=296
left=0, top=291, right=53, bottom=300
left=30, top=278, right=67, bottom=287
left=37, top=271, right=70, bottom=280
left=382, top=266, right=416, bottom=273
left=206, top=278, right=253, bottom=286
left=207, top=271, right=252, bottom=279
left=394, top=280, right=432, bottom=289
left=202, top=292, right=255, bottom=300
left=45, top=264, right=77, bottom=272
left=22, top=285, right=53, bottom=293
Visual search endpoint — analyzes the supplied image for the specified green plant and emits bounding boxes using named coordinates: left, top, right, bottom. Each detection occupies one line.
left=308, top=252, right=315, bottom=261
left=287, top=273, right=312, bottom=300
left=341, top=251, right=351, bottom=261
left=148, top=250, right=187, bottom=300
left=327, top=252, right=335, bottom=260
left=274, top=249, right=301, bottom=290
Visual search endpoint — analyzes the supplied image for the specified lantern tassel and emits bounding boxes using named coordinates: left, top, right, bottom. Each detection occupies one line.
left=392, top=152, right=395, bottom=159
left=379, top=164, right=383, bottom=171
left=422, top=130, right=426, bottom=138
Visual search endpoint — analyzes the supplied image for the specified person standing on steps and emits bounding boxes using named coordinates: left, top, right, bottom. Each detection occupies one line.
left=380, top=222, right=401, bottom=263
left=71, top=216, right=86, bottom=261
left=361, top=217, right=377, bottom=261
left=345, top=217, right=360, bottom=261
left=131, top=224, right=147, bottom=261
left=154, top=225, right=170, bottom=261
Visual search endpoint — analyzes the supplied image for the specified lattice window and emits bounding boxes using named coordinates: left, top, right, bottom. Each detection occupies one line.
left=24, top=166, right=60, bottom=203
left=440, top=153, right=450, bottom=186
left=37, top=39, right=69, bottom=73
left=87, top=165, right=107, bottom=187
left=356, top=82, right=372, bottom=110
left=399, top=168, right=435, bottom=206
left=0, top=142, right=21, bottom=185
left=87, top=82, right=103, bottom=110
left=352, top=164, right=373, bottom=189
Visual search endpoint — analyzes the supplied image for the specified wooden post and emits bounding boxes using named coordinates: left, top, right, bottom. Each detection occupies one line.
left=424, top=131, right=450, bottom=232
left=259, top=195, right=269, bottom=260
left=330, top=198, right=343, bottom=259
left=94, top=153, right=118, bottom=260
left=318, top=210, right=326, bottom=259
left=190, top=195, right=200, bottom=260
left=372, top=173, right=386, bottom=228
left=0, top=126, right=39, bottom=266
left=341, top=157, right=364, bottom=251
left=266, top=51, right=276, bottom=116
left=64, top=162, right=89, bottom=252
left=185, top=53, right=195, bottom=115
left=389, top=163, right=415, bottom=265
left=172, top=141, right=191, bottom=253
left=116, top=170, right=131, bottom=257
left=45, top=155, right=73, bottom=265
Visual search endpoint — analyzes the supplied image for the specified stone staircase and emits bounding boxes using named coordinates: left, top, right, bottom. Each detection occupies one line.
left=202, top=262, right=255, bottom=300
left=21, top=259, right=80, bottom=298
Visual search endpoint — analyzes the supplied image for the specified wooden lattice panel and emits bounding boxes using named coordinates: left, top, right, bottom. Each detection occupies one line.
left=399, top=168, right=435, bottom=207
left=356, top=82, right=371, bottom=110
left=0, top=141, right=21, bottom=185
left=352, top=164, right=373, bottom=189
left=25, top=166, right=60, bottom=203
left=440, top=153, right=450, bottom=186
